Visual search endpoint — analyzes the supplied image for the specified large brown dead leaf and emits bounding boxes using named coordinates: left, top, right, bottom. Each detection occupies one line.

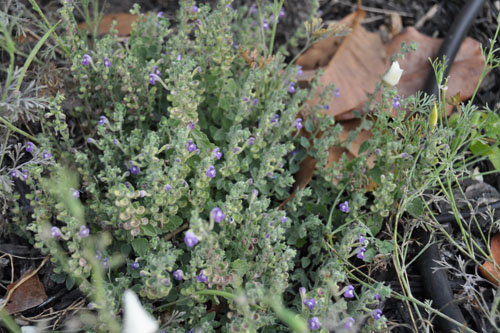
left=4, top=269, right=48, bottom=314
left=78, top=13, right=138, bottom=36
left=480, top=233, right=500, bottom=285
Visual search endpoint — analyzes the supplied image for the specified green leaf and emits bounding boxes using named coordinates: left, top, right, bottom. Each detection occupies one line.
left=305, top=119, right=315, bottom=132
left=66, top=275, right=75, bottom=289
left=470, top=139, right=493, bottom=156
left=406, top=197, right=424, bottom=217
left=488, top=147, right=500, bottom=172
left=299, top=136, right=310, bottom=148
left=301, top=256, right=310, bottom=268
left=141, top=224, right=157, bottom=237
left=232, top=259, right=250, bottom=276
left=131, top=238, right=149, bottom=256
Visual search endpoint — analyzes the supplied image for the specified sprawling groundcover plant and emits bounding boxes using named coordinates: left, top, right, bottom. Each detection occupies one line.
left=3, top=0, right=415, bottom=331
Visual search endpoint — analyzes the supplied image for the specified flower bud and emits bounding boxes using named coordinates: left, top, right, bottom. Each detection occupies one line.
left=383, top=61, right=403, bottom=86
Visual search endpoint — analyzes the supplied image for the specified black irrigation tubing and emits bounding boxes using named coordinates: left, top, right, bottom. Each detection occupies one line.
left=415, top=0, right=487, bottom=332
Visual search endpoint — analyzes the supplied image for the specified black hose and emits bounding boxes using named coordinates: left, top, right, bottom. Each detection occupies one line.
left=416, top=0, right=487, bottom=332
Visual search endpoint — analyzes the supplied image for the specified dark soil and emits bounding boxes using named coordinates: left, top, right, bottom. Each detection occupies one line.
left=4, top=0, right=500, bottom=332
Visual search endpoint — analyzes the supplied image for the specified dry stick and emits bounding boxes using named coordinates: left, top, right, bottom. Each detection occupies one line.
left=0, top=256, right=49, bottom=312
left=164, top=223, right=188, bottom=241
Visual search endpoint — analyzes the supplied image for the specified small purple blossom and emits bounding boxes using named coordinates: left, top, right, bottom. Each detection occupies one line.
left=263, top=19, right=269, bottom=30
left=131, top=261, right=140, bottom=270
left=26, top=141, right=34, bottom=153
left=184, top=231, right=199, bottom=247
left=308, top=317, right=321, bottom=331
left=206, top=165, right=216, bottom=178
left=139, top=190, right=147, bottom=198
left=279, top=7, right=286, bottom=18
left=295, top=118, right=303, bottom=130
left=72, top=188, right=80, bottom=198
left=197, top=273, right=208, bottom=283
left=297, top=65, right=303, bottom=76
left=154, top=66, right=161, bottom=76
left=191, top=5, right=198, bottom=13
left=104, top=56, right=112, bottom=68
left=98, top=115, right=108, bottom=125
left=78, top=225, right=90, bottom=238
left=250, top=4, right=257, bottom=14
left=51, top=226, right=61, bottom=238
left=344, top=317, right=355, bottom=330
left=87, top=138, right=94, bottom=144
left=252, top=98, right=259, bottom=106
left=281, top=214, right=288, bottom=223
left=401, top=152, right=409, bottom=159
left=157, top=11, right=163, bottom=17
left=21, top=169, right=28, bottom=181
left=102, top=257, right=109, bottom=269
left=271, top=114, right=280, bottom=123
left=359, top=235, right=365, bottom=243
left=149, top=73, right=158, bottom=85
left=42, top=150, right=52, bottom=160
left=162, top=278, right=170, bottom=286
left=288, top=82, right=296, bottom=94
left=81, top=54, right=91, bottom=66
left=393, top=96, right=401, bottom=108
left=213, top=147, right=222, bottom=160
left=356, top=247, right=366, bottom=260
left=303, top=298, right=316, bottom=310
left=164, top=184, right=172, bottom=192
left=344, top=285, right=355, bottom=299
left=10, top=170, right=17, bottom=179
left=187, top=140, right=197, bottom=153
left=374, top=293, right=380, bottom=301
left=323, top=104, right=330, bottom=110
left=130, top=165, right=140, bottom=175
left=299, top=287, right=306, bottom=296
left=248, top=137, right=255, bottom=145
left=373, top=309, right=383, bottom=320
left=113, top=138, right=119, bottom=145
left=173, top=269, right=183, bottom=280
left=339, top=201, right=349, bottom=213
left=177, top=54, right=182, bottom=61
left=188, top=122, right=195, bottom=130
left=211, top=207, right=225, bottom=223
left=334, top=88, right=340, bottom=97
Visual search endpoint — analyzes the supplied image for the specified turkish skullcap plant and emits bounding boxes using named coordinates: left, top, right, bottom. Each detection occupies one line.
left=8, top=0, right=391, bottom=332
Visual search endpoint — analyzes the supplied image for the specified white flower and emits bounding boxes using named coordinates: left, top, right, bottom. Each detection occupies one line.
left=122, top=289, right=159, bottom=333
left=383, top=61, right=403, bottom=86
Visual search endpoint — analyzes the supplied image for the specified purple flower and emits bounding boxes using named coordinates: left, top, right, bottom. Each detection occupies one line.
left=173, top=269, right=183, bottom=280
left=281, top=214, right=288, bottom=223
left=334, top=88, right=340, bottom=97
left=308, top=317, right=321, bottom=331
left=299, top=287, right=306, bottom=296
left=188, top=122, right=195, bottom=130
left=149, top=73, right=158, bottom=85
left=10, top=170, right=17, bottom=179
left=279, top=7, right=285, bottom=18
left=344, top=317, right=355, bottom=330
left=187, top=140, right=197, bottom=153
left=212, top=147, right=222, bottom=160
left=26, top=141, right=34, bottom=153
left=87, top=138, right=94, bottom=144
left=211, top=207, right=225, bottom=223
left=154, top=66, right=161, bottom=76
left=248, top=137, right=255, bottom=145
left=162, top=278, right=170, bottom=286
left=374, top=293, right=380, bottom=301
left=359, top=235, right=365, bottom=243
left=263, top=19, right=269, bottom=30
left=184, top=231, right=199, bottom=247
left=164, top=184, right=172, bottom=192
left=400, top=152, right=409, bottom=159
left=303, top=298, right=316, bottom=310
left=102, top=257, right=109, bottom=269
left=51, top=226, right=61, bottom=238
left=78, top=225, right=90, bottom=238
left=250, top=4, right=257, bottom=14
left=98, top=115, right=108, bottom=125
left=288, top=82, right=296, bottom=94
left=130, top=165, right=140, bottom=175
left=131, top=261, right=140, bottom=270
left=295, top=118, right=303, bottom=130
left=42, top=150, right=52, bottom=160
left=392, top=96, right=401, bottom=108
left=21, top=169, right=29, bottom=180
left=373, top=309, right=383, bottom=320
left=95, top=250, right=102, bottom=260
left=157, top=11, right=163, bottom=17
left=113, top=139, right=119, bottom=145
left=81, top=54, right=91, bottom=66
left=177, top=54, right=182, bottom=61
left=206, top=165, right=216, bottom=178
left=252, top=98, right=259, bottom=106
left=323, top=104, right=330, bottom=110
left=344, top=285, right=355, bottom=299
left=297, top=65, right=303, bottom=76
left=197, top=273, right=208, bottom=283
left=104, top=56, right=111, bottom=68
left=356, top=247, right=366, bottom=260
left=191, top=5, right=198, bottom=13
left=72, top=188, right=80, bottom=198
left=339, top=201, right=349, bottom=213
left=271, top=114, right=280, bottom=123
